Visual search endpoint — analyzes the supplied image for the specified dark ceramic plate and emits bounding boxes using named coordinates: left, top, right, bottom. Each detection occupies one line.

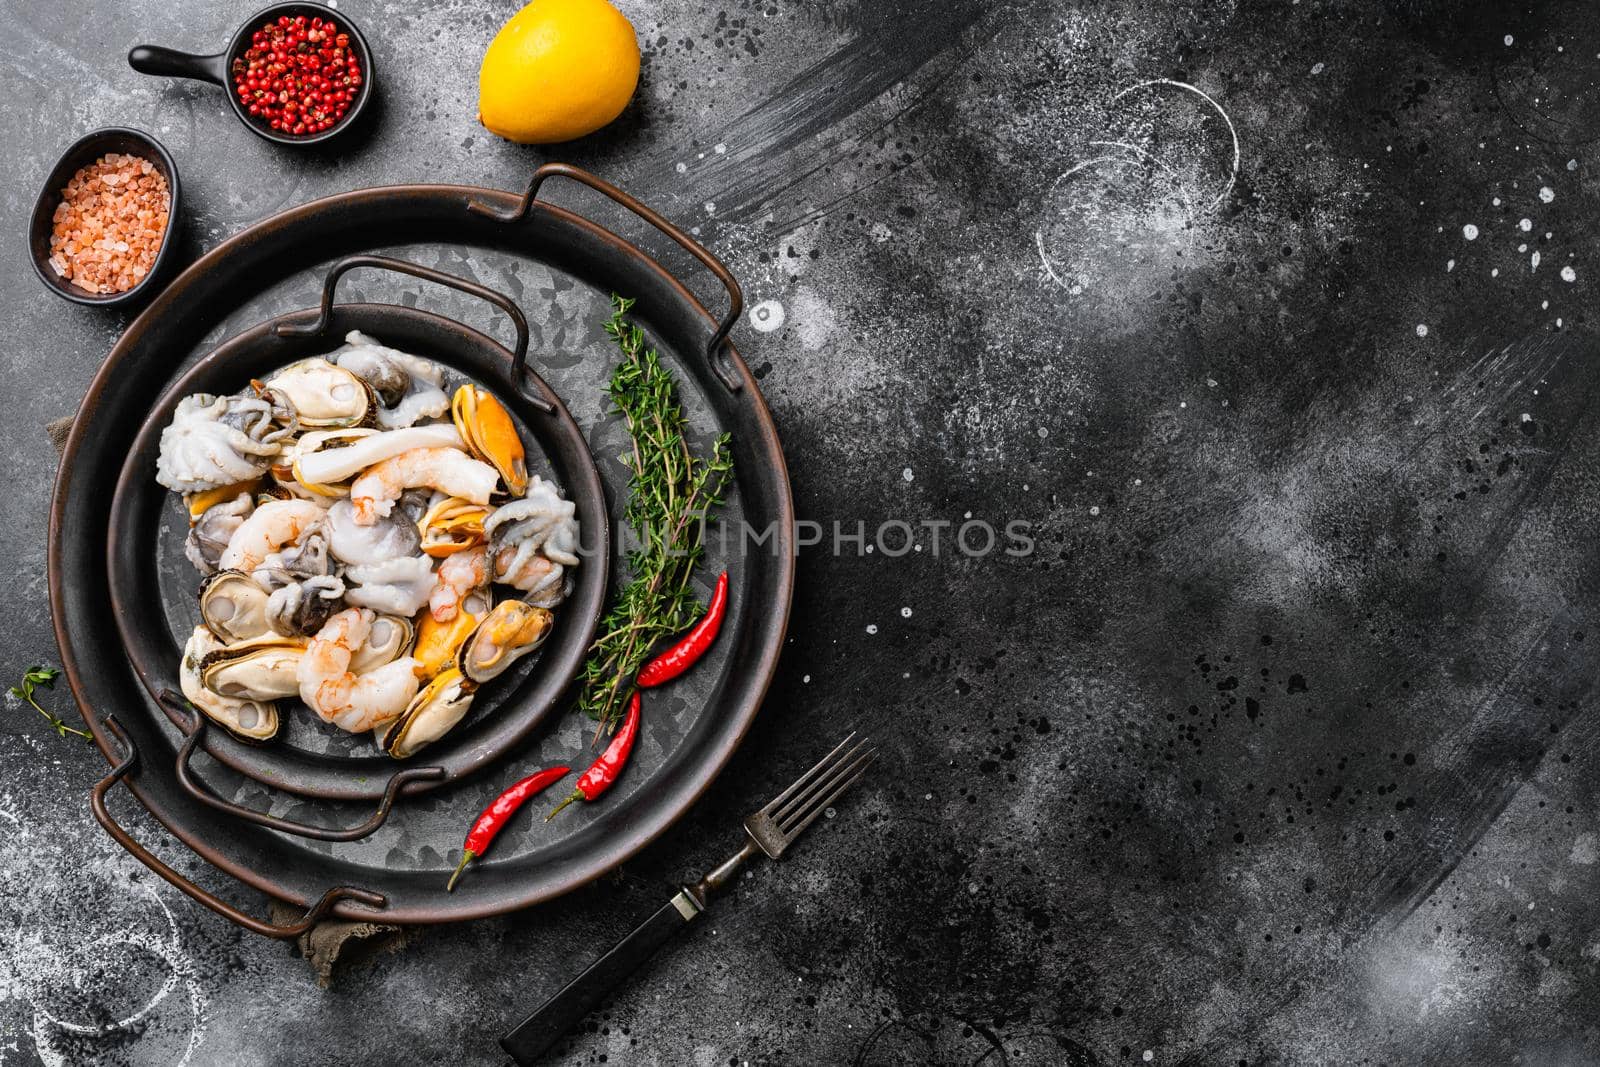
left=27, top=127, right=181, bottom=308
left=51, top=168, right=794, bottom=928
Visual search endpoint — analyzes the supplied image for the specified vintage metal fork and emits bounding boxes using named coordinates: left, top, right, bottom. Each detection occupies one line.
left=500, top=733, right=878, bottom=1064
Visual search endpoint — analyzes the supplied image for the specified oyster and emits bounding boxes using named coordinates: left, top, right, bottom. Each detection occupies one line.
left=156, top=393, right=287, bottom=493
left=198, top=569, right=272, bottom=643
left=185, top=492, right=254, bottom=575
left=343, top=554, right=438, bottom=617
left=332, top=332, right=450, bottom=430
left=457, top=600, right=552, bottom=684
left=382, top=667, right=475, bottom=759
left=265, top=574, right=346, bottom=637
left=199, top=634, right=307, bottom=700
left=180, top=627, right=279, bottom=742
left=419, top=496, right=490, bottom=558
left=326, top=497, right=422, bottom=567
left=262, top=359, right=375, bottom=428
left=333, top=343, right=408, bottom=405
left=349, top=614, right=415, bottom=673
left=451, top=384, right=528, bottom=496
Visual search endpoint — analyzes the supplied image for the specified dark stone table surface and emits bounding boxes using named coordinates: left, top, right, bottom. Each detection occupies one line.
left=4, top=0, right=1599, bottom=1063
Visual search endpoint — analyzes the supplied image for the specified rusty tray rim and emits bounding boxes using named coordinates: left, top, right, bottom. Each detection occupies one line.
left=49, top=176, right=795, bottom=926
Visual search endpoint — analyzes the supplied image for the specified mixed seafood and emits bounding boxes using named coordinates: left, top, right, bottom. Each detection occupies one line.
left=156, top=331, right=581, bottom=757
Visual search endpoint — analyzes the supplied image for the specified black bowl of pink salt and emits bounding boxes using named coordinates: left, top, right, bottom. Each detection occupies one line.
left=28, top=127, right=181, bottom=308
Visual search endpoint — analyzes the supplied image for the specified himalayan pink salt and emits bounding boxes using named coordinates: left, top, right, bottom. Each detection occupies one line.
left=48, top=153, right=169, bottom=295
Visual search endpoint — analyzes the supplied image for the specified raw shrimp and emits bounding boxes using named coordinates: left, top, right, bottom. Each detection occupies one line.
left=348, top=447, right=498, bottom=526
left=218, top=499, right=327, bottom=573
left=429, top=545, right=488, bottom=623
left=298, top=608, right=422, bottom=732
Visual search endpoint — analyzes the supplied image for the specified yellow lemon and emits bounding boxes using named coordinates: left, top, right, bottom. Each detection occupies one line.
left=478, top=0, right=640, bottom=144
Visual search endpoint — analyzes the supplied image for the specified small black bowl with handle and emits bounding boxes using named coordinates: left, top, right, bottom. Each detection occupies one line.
left=28, top=127, right=182, bottom=308
left=129, top=1, right=374, bottom=146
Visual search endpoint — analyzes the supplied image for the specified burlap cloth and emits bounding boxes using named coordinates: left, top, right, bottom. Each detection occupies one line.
left=50, top=416, right=413, bottom=985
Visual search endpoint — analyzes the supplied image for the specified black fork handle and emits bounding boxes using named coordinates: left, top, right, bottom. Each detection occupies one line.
left=500, top=895, right=701, bottom=1064
left=501, top=840, right=759, bottom=1063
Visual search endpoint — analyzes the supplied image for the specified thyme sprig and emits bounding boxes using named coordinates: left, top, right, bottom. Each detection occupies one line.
left=9, top=665, right=91, bottom=740
left=578, top=295, right=733, bottom=735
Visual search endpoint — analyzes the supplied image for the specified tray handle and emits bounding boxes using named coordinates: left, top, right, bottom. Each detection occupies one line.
left=160, top=690, right=444, bottom=843
left=91, top=714, right=387, bottom=940
left=468, top=162, right=746, bottom=393
left=274, top=254, right=550, bottom=413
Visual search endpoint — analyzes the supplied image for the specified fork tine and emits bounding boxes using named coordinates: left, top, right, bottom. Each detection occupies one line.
left=761, top=731, right=857, bottom=816
left=778, top=750, right=876, bottom=842
left=773, top=736, right=872, bottom=827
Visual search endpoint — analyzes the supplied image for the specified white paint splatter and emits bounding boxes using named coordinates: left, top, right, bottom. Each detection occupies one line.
left=1531, top=251, right=1541, bottom=272
left=788, top=287, right=837, bottom=350
left=1311, top=62, right=1324, bottom=74
left=865, top=624, right=878, bottom=635
left=1561, top=265, right=1577, bottom=282
left=748, top=299, right=786, bottom=333
left=1539, top=186, right=1556, bottom=203
left=1037, top=78, right=1240, bottom=292
left=1415, top=324, right=1429, bottom=337
left=901, top=606, right=913, bottom=618
left=1519, top=218, right=1532, bottom=231
left=1462, top=224, right=1479, bottom=240
left=1504, top=34, right=1515, bottom=45
left=901, top=467, right=914, bottom=482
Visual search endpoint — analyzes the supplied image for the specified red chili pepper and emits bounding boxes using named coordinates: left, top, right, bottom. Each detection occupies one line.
left=637, top=572, right=729, bottom=687
left=547, top=691, right=641, bottom=821
left=446, top=765, right=570, bottom=892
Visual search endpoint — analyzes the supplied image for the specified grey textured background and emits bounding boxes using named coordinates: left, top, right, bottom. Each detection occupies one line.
left=5, top=0, right=1600, bottom=1064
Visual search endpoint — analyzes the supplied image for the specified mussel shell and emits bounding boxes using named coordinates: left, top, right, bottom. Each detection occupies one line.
left=199, top=635, right=306, bottom=700
left=457, top=599, right=553, bottom=684
left=180, top=627, right=279, bottom=743
left=350, top=614, right=416, bottom=673
left=419, top=496, right=490, bottom=558
left=382, top=668, right=475, bottom=759
left=411, top=607, right=481, bottom=682
left=451, top=385, right=528, bottom=497
left=263, top=359, right=376, bottom=429
left=198, top=570, right=273, bottom=644
left=185, top=480, right=260, bottom=521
